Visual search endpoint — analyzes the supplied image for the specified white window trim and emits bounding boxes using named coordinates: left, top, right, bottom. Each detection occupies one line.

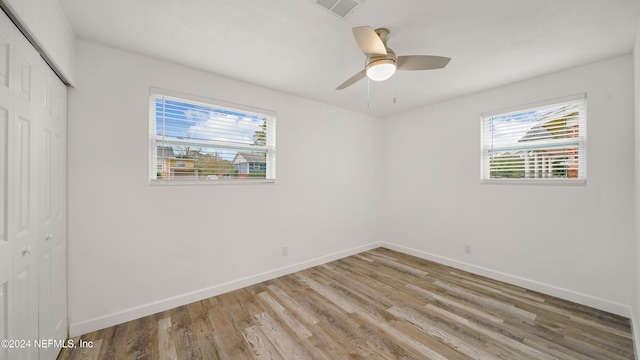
left=480, top=93, right=587, bottom=185
left=149, top=87, right=276, bottom=185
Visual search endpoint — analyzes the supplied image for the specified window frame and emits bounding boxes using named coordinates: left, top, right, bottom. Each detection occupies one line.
left=149, top=87, right=276, bottom=185
left=480, top=93, right=587, bottom=185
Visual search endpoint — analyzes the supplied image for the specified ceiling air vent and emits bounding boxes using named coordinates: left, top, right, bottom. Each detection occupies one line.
left=314, top=0, right=364, bottom=18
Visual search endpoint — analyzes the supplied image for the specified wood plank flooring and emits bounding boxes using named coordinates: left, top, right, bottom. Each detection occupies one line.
left=57, top=248, right=635, bottom=359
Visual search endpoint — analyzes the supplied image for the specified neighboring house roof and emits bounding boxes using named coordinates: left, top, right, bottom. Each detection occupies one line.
left=233, top=151, right=266, bottom=163
left=518, top=106, right=580, bottom=143
left=157, top=146, right=175, bottom=157
left=518, top=125, right=553, bottom=143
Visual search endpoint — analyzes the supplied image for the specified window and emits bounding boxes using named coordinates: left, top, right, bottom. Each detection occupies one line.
left=149, top=87, right=276, bottom=184
left=481, top=94, right=586, bottom=184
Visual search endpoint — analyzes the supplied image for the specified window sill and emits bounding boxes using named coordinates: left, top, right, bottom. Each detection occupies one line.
left=150, top=179, right=276, bottom=186
left=481, top=178, right=586, bottom=186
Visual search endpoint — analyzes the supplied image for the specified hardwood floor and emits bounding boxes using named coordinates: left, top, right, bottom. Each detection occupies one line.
left=58, top=248, right=635, bottom=359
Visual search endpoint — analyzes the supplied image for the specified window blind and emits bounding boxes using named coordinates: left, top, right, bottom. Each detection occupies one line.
left=149, top=88, right=276, bottom=183
left=481, top=94, right=586, bottom=183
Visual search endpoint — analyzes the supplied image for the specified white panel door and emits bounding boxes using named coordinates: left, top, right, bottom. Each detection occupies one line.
left=0, top=9, right=67, bottom=360
left=0, top=10, right=14, bottom=360
left=38, top=61, right=67, bottom=360
left=11, top=19, right=40, bottom=360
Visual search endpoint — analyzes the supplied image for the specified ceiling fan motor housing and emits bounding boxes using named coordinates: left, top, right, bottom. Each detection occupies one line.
left=374, top=28, right=391, bottom=44
left=366, top=49, right=397, bottom=68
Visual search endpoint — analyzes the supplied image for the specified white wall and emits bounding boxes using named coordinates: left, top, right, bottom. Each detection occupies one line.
left=2, top=0, right=76, bottom=85
left=67, top=40, right=382, bottom=335
left=382, top=55, right=636, bottom=316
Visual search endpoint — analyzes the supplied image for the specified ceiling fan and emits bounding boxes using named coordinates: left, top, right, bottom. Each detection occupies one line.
left=336, top=26, right=451, bottom=90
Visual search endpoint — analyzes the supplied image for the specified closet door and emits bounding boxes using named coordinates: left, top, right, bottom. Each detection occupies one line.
left=0, top=9, right=67, bottom=360
left=11, top=14, right=41, bottom=360
left=38, top=59, right=67, bottom=360
left=0, top=10, right=14, bottom=360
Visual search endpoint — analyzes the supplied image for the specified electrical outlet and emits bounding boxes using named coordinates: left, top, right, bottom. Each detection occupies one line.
left=464, top=244, right=472, bottom=254
left=282, top=246, right=288, bottom=256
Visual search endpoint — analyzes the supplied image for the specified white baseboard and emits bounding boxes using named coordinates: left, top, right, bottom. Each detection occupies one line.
left=381, top=242, right=631, bottom=317
left=68, top=241, right=383, bottom=337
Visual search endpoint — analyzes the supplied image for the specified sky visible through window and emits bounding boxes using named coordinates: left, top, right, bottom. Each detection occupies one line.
left=155, top=98, right=266, bottom=161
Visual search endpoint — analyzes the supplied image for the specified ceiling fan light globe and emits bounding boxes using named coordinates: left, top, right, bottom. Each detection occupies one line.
left=366, top=61, right=396, bottom=81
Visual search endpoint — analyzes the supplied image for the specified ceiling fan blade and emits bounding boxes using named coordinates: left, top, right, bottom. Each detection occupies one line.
left=336, top=70, right=367, bottom=90
left=397, top=55, right=451, bottom=71
left=352, top=26, right=387, bottom=56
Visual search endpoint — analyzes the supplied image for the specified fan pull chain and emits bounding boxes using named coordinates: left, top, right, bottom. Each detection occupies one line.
left=392, top=73, right=397, bottom=104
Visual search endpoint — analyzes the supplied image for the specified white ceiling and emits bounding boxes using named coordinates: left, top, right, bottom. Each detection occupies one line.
left=58, top=0, right=640, bottom=117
